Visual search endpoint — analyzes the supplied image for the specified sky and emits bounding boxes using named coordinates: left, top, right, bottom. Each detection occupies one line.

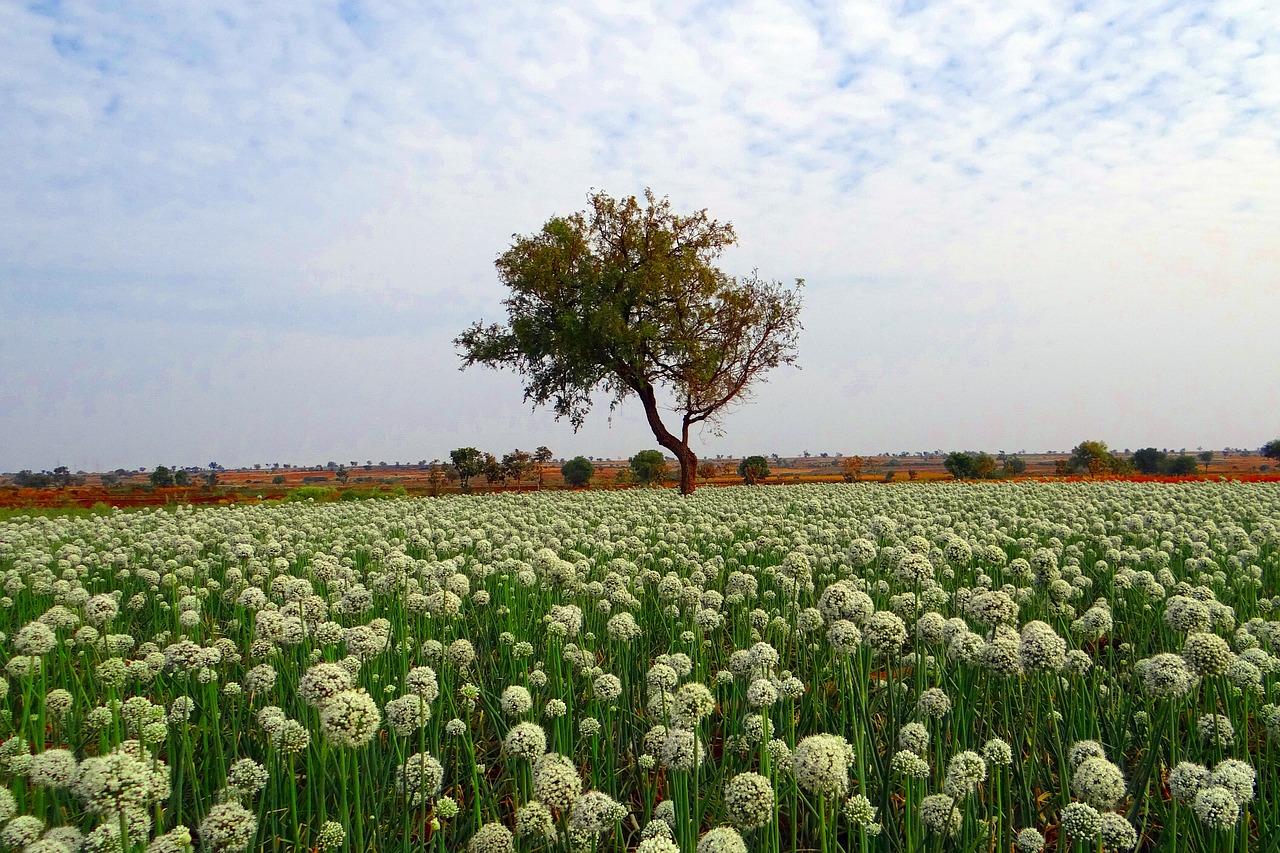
left=3, top=0, right=1279, bottom=472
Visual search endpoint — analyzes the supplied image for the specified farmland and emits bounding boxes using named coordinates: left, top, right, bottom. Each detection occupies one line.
left=0, top=481, right=1277, bottom=852
left=2, top=449, right=1275, bottom=512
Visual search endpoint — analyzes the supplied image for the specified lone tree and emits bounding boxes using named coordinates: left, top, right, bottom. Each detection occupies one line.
left=738, top=455, right=770, bottom=485
left=1261, top=439, right=1280, bottom=465
left=1068, top=440, right=1131, bottom=477
left=1000, top=455, right=1027, bottom=478
left=944, top=452, right=976, bottom=480
left=449, top=447, right=484, bottom=491
left=840, top=456, right=864, bottom=483
left=630, top=449, right=668, bottom=486
left=561, top=456, right=594, bottom=487
left=456, top=189, right=803, bottom=495
left=1131, top=447, right=1168, bottom=475
left=502, top=449, right=535, bottom=485
left=533, top=446, right=553, bottom=488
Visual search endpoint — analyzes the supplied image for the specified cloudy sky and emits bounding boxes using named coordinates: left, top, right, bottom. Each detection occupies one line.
left=3, top=0, right=1278, bottom=471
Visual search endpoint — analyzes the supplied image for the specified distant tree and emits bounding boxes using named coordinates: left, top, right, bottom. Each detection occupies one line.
left=14, top=470, right=54, bottom=488
left=1167, top=454, right=1199, bottom=476
left=1054, top=459, right=1071, bottom=477
left=533, top=446, right=553, bottom=488
left=502, top=449, right=536, bottom=484
left=882, top=470, right=896, bottom=482
left=334, top=467, right=348, bottom=484
left=1264, top=439, right=1280, bottom=465
left=1198, top=450, right=1213, bottom=471
left=1001, top=455, right=1027, bottom=477
left=449, top=447, right=485, bottom=491
left=561, top=456, right=594, bottom=487
left=907, top=468, right=918, bottom=480
left=1068, top=440, right=1130, bottom=477
left=1131, top=447, right=1168, bottom=475
left=52, top=466, right=71, bottom=488
left=697, top=461, right=721, bottom=481
left=204, top=468, right=219, bottom=487
left=840, top=456, right=864, bottom=483
left=327, top=461, right=338, bottom=470
left=614, top=468, right=634, bottom=486
left=482, top=453, right=506, bottom=485
left=272, top=474, right=286, bottom=485
left=944, top=452, right=976, bottom=480
left=973, top=452, right=998, bottom=479
left=150, top=466, right=175, bottom=488
left=101, top=472, right=121, bottom=488
left=630, top=450, right=669, bottom=486
left=173, top=469, right=191, bottom=487
left=738, top=455, right=770, bottom=485
left=426, top=462, right=446, bottom=495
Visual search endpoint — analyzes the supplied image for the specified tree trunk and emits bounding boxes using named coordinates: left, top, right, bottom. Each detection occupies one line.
left=636, top=384, right=698, bottom=495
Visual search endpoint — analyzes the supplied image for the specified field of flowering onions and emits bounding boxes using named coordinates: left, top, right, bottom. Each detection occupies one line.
left=0, top=482, right=1277, bottom=853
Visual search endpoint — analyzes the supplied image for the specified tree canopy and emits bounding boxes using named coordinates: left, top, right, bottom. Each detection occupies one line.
left=561, top=456, right=594, bottom=487
left=944, top=452, right=976, bottom=480
left=1068, top=440, right=1131, bottom=477
left=456, top=189, right=803, bottom=494
left=1131, top=447, right=1168, bottom=475
left=629, top=450, right=668, bottom=486
left=449, top=447, right=484, bottom=490
left=738, top=455, right=770, bottom=485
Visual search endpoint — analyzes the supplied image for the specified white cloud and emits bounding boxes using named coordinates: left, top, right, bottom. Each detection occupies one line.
left=2, top=0, right=1279, bottom=468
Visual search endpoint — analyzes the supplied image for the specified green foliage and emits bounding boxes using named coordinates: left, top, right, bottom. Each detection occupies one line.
left=149, top=465, right=175, bottom=488
left=1068, top=440, right=1132, bottom=476
left=501, top=449, right=536, bottom=483
left=1131, top=447, right=1168, bottom=475
left=288, top=486, right=335, bottom=501
left=1000, top=455, right=1027, bottom=477
left=560, top=455, right=594, bottom=486
left=944, top=452, right=976, bottom=480
left=1, top=482, right=1278, bottom=851
left=173, top=469, right=191, bottom=487
left=629, top=449, right=668, bottom=486
left=738, top=455, right=770, bottom=485
left=456, top=189, right=803, bottom=494
left=449, top=447, right=485, bottom=490
left=973, top=452, right=997, bottom=479
left=481, top=452, right=505, bottom=485
left=12, top=470, right=55, bottom=488
left=1262, top=439, right=1280, bottom=463
left=271, top=474, right=286, bottom=485
left=946, top=452, right=1006, bottom=480
left=1131, top=447, right=1204, bottom=476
